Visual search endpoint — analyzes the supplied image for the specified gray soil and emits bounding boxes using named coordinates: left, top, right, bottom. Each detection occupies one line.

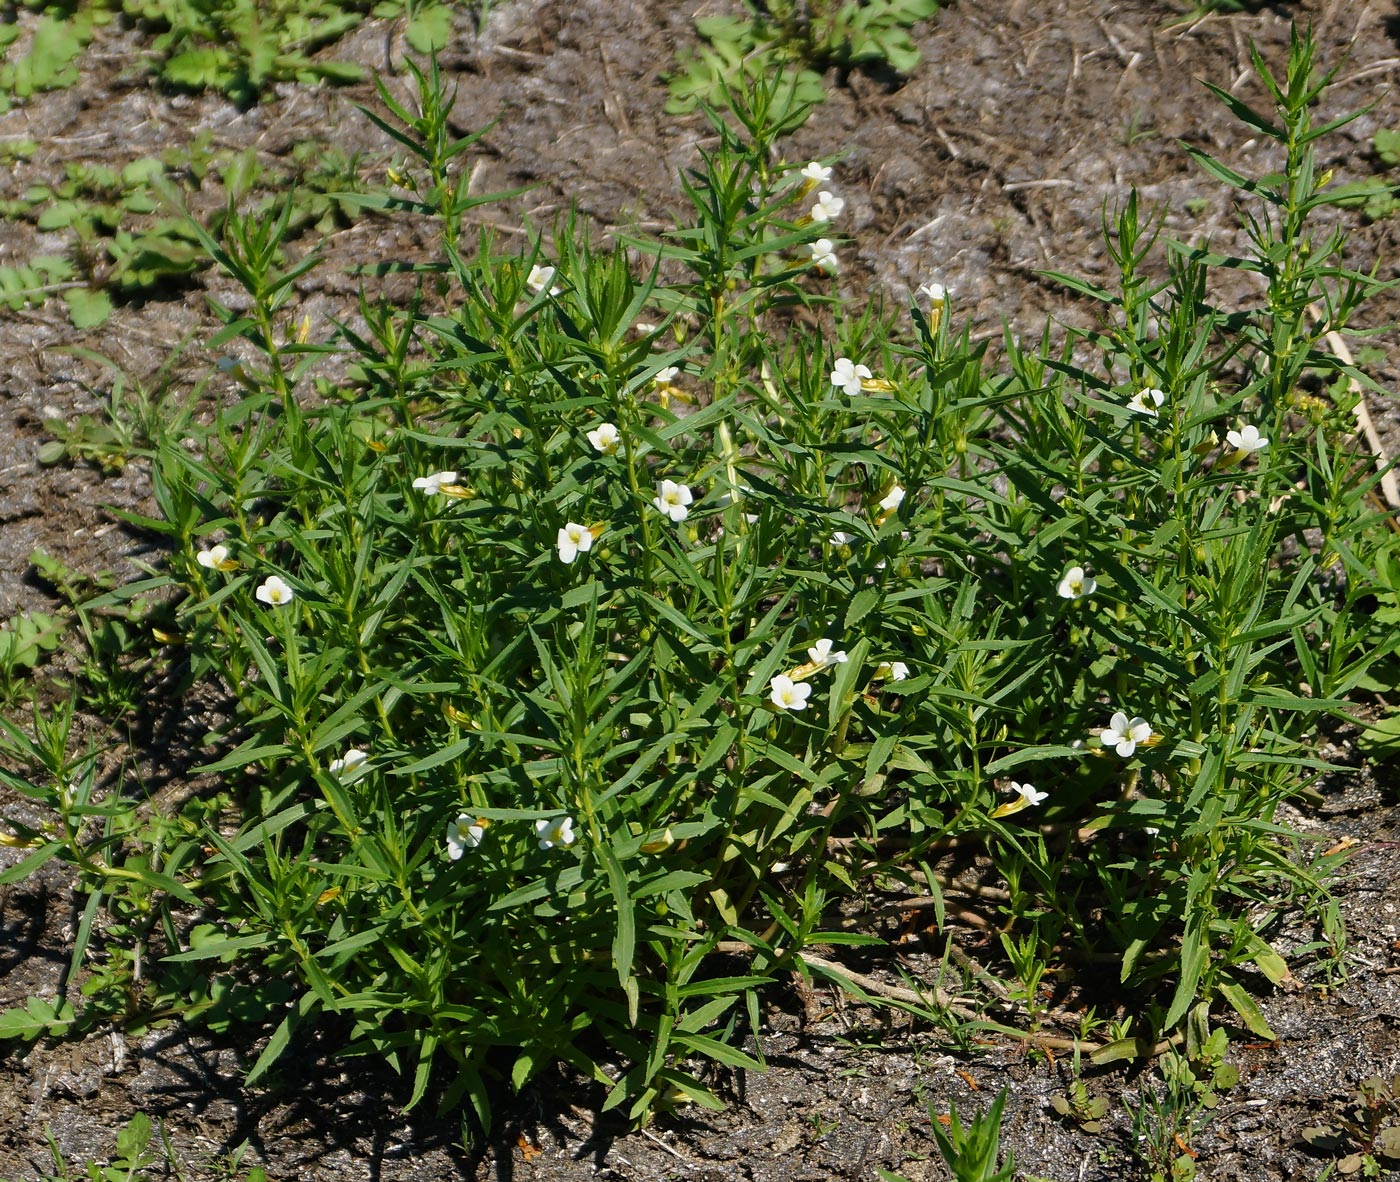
left=1, top=0, right=1398, bottom=1178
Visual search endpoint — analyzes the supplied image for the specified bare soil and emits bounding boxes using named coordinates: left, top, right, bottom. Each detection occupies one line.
left=1, top=0, right=1398, bottom=1178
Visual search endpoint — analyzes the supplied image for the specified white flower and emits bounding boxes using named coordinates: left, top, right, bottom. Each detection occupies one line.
left=800, top=161, right=833, bottom=185
left=830, top=356, right=872, bottom=396
left=536, top=815, right=576, bottom=850
left=447, top=814, right=486, bottom=860
left=328, top=748, right=370, bottom=782
left=1100, top=711, right=1154, bottom=758
left=829, top=531, right=854, bottom=546
left=989, top=780, right=1050, bottom=818
left=878, top=661, right=910, bottom=681
left=1226, top=423, right=1269, bottom=454
left=1127, top=387, right=1166, bottom=417
left=769, top=674, right=812, bottom=711
left=1011, top=782, right=1048, bottom=807
left=527, top=264, right=560, bottom=295
left=412, top=470, right=459, bottom=496
left=810, top=190, right=845, bottom=222
left=255, top=575, right=294, bottom=607
left=807, top=638, right=848, bottom=668
left=917, top=282, right=950, bottom=302
left=196, top=542, right=236, bottom=571
left=652, top=479, right=694, bottom=523
left=556, top=522, right=597, bottom=565
left=878, top=485, right=906, bottom=513
left=1057, top=566, right=1097, bottom=600
left=654, top=366, right=680, bottom=386
left=809, top=238, right=839, bottom=274
left=990, top=780, right=1049, bottom=818
left=587, top=422, right=621, bottom=455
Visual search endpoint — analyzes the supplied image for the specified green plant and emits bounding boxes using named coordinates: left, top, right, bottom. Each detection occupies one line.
left=0, top=610, right=62, bottom=703
left=0, top=1112, right=268, bottom=1182
left=1321, top=127, right=1400, bottom=222
left=1, top=19, right=1393, bottom=1136
left=0, top=7, right=105, bottom=111
left=12, top=156, right=207, bottom=327
left=1125, top=1026, right=1239, bottom=1182
left=3, top=134, right=372, bottom=328
left=1052, top=1061, right=1111, bottom=1134
left=0, top=0, right=484, bottom=108
left=929, top=1089, right=1016, bottom=1182
left=1302, top=1076, right=1400, bottom=1176
left=36, top=348, right=183, bottom=474
left=881, top=1079, right=1013, bottom=1181
left=666, top=0, right=941, bottom=130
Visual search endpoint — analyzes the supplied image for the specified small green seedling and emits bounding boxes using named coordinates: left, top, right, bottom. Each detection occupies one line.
left=1051, top=1079, right=1110, bottom=1133
left=929, top=1089, right=1016, bottom=1182
left=666, top=0, right=940, bottom=129
left=0, top=611, right=62, bottom=702
left=1302, top=1075, right=1400, bottom=1176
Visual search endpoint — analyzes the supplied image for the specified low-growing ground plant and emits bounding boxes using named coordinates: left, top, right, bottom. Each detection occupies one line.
left=0, top=135, right=370, bottom=328
left=0, top=0, right=477, bottom=106
left=1328, top=127, right=1400, bottom=223
left=894, top=1088, right=1015, bottom=1182
left=1301, top=1075, right=1400, bottom=1177
left=2, top=1112, right=267, bottom=1182
left=666, top=0, right=942, bottom=129
left=0, top=24, right=1394, bottom=1133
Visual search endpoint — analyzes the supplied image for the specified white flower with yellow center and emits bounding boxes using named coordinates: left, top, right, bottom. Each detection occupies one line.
left=1100, top=712, right=1154, bottom=758
left=830, top=356, right=872, bottom=396
left=800, top=161, right=833, bottom=186
left=328, top=748, right=370, bottom=782
left=1057, top=566, right=1097, bottom=600
left=255, top=576, right=294, bottom=607
left=877, top=661, right=910, bottom=682
left=196, top=543, right=237, bottom=571
left=807, top=639, right=848, bottom=668
left=809, top=238, right=839, bottom=274
left=769, top=674, right=812, bottom=712
left=1127, top=387, right=1166, bottom=417
left=536, top=815, right=576, bottom=850
left=652, top=479, right=694, bottom=523
left=527, top=264, right=560, bottom=295
left=556, top=522, right=596, bottom=565
left=1226, top=423, right=1268, bottom=454
left=587, top=422, right=621, bottom=455
left=447, top=814, right=487, bottom=859
left=991, top=781, right=1049, bottom=818
left=413, top=470, right=459, bottom=497
left=878, top=484, right=906, bottom=513
left=918, top=282, right=950, bottom=302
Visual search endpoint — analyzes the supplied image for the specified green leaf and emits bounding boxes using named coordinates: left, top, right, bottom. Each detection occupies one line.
left=1375, top=128, right=1400, bottom=166
left=599, top=840, right=638, bottom=1024
left=1217, top=980, right=1277, bottom=1040
left=246, top=991, right=319, bottom=1086
left=63, top=287, right=113, bottom=329
left=162, top=49, right=228, bottom=92
left=1090, top=1034, right=1159, bottom=1065
left=406, top=4, right=454, bottom=53
left=844, top=587, right=881, bottom=631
